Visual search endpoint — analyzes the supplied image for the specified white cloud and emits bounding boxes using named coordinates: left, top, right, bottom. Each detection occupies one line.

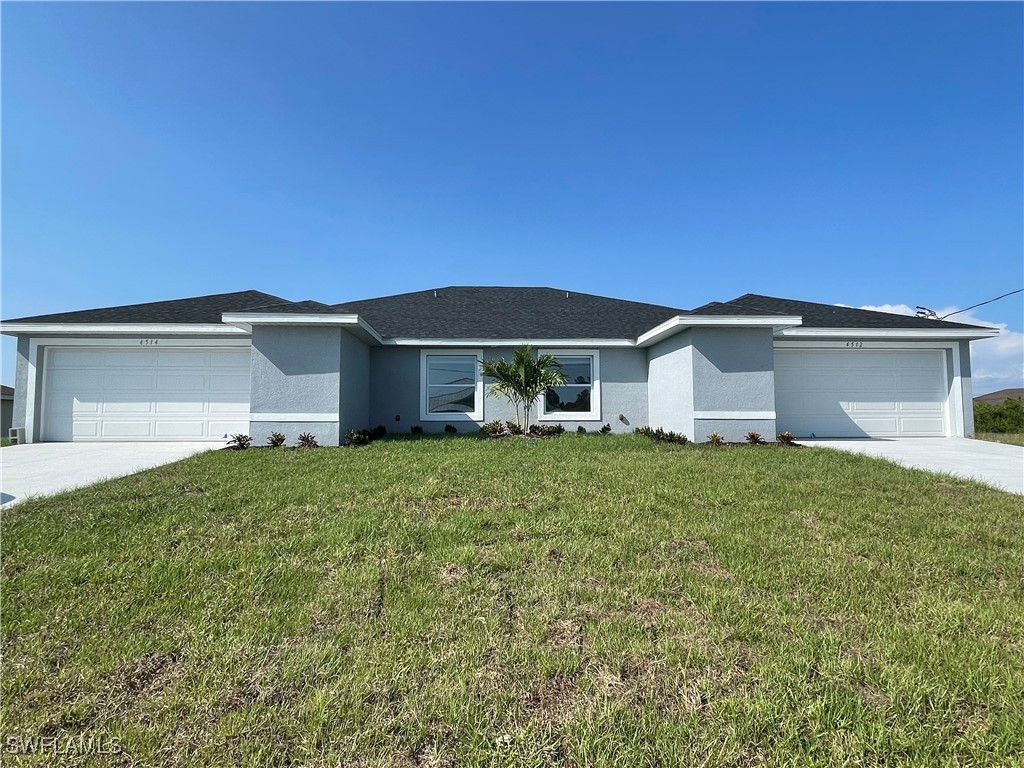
left=835, top=302, right=1023, bottom=395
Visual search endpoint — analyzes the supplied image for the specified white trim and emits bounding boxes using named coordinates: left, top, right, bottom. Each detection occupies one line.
left=249, top=413, right=339, bottom=422
left=220, top=313, right=384, bottom=344
left=776, top=327, right=998, bottom=340
left=537, top=348, right=602, bottom=422
left=693, top=411, right=776, bottom=420
left=23, top=337, right=252, bottom=444
left=773, top=340, right=963, bottom=438
left=2, top=323, right=247, bottom=336
left=391, top=337, right=634, bottom=347
left=419, top=348, right=485, bottom=422
left=637, top=315, right=803, bottom=347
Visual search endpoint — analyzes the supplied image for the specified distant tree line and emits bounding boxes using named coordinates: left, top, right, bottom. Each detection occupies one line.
left=974, top=398, right=1024, bottom=434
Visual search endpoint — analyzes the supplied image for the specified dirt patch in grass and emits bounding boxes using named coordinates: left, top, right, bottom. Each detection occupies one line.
left=545, top=618, right=584, bottom=651
left=522, top=674, right=581, bottom=726
left=438, top=564, right=469, bottom=585
left=119, top=650, right=180, bottom=699
left=688, top=558, right=733, bottom=581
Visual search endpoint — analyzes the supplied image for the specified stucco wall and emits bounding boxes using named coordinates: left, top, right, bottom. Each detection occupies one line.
left=340, top=332, right=370, bottom=435
left=13, top=336, right=30, bottom=433
left=369, top=346, right=647, bottom=434
left=690, top=327, right=776, bottom=413
left=647, top=327, right=776, bottom=440
left=960, top=340, right=975, bottom=436
left=647, top=330, right=693, bottom=435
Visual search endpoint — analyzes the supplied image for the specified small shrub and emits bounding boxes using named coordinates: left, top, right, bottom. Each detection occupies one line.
left=346, top=429, right=373, bottom=446
left=529, top=423, right=565, bottom=438
left=746, top=431, right=765, bottom=445
left=505, top=420, right=524, bottom=436
left=576, top=426, right=587, bottom=434
left=371, top=424, right=387, bottom=439
left=411, top=425, right=424, bottom=434
left=298, top=432, right=319, bottom=448
left=706, top=431, right=725, bottom=446
left=227, top=434, right=252, bottom=450
left=599, top=423, right=612, bottom=434
left=266, top=432, right=286, bottom=448
left=635, top=426, right=688, bottom=445
left=481, top=420, right=506, bottom=437
left=444, top=424, right=458, bottom=434
left=777, top=431, right=795, bottom=446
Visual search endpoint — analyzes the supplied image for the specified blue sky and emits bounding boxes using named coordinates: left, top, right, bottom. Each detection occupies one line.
left=3, top=2, right=1022, bottom=392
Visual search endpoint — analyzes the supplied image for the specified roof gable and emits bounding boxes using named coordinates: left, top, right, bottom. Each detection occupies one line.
left=3, top=290, right=289, bottom=325
left=695, top=293, right=988, bottom=331
left=331, top=286, right=687, bottom=339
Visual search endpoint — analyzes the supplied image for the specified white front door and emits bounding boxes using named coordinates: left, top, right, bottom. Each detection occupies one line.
left=42, top=347, right=250, bottom=441
left=775, top=348, right=950, bottom=437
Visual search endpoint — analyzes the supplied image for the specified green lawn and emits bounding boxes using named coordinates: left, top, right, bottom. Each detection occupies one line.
left=3, top=436, right=1023, bottom=766
left=973, top=432, right=1024, bottom=447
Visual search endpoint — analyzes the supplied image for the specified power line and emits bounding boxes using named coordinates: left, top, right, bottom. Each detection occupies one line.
left=939, top=289, right=1023, bottom=321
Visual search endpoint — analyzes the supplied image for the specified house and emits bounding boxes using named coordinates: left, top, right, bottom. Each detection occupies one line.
left=0, top=287, right=998, bottom=444
left=974, top=388, right=1024, bottom=406
left=1, top=385, right=13, bottom=439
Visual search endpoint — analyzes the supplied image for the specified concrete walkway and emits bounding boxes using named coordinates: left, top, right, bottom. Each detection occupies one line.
left=1, top=442, right=218, bottom=507
left=800, top=438, right=1024, bottom=495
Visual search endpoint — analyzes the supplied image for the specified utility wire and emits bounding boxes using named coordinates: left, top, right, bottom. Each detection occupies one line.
left=940, top=288, right=1024, bottom=321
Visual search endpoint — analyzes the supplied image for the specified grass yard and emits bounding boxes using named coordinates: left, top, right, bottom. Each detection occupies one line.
left=3, top=436, right=1023, bottom=767
left=973, top=433, right=1024, bottom=447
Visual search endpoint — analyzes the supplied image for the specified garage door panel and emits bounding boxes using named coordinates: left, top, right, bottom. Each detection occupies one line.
left=43, top=346, right=250, bottom=441
left=72, top=421, right=99, bottom=438
left=208, top=420, right=248, bottom=436
left=158, top=373, right=208, bottom=392
left=158, top=350, right=210, bottom=367
left=50, top=370, right=103, bottom=392
left=102, top=350, right=159, bottom=367
left=154, top=400, right=207, bottom=414
left=155, top=421, right=207, bottom=438
left=210, top=373, right=249, bottom=392
left=213, top=350, right=251, bottom=367
left=775, top=348, right=949, bottom=438
left=101, top=400, right=155, bottom=414
left=101, top=421, right=153, bottom=438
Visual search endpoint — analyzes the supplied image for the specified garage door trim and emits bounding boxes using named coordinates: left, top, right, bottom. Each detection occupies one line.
left=773, top=340, right=965, bottom=437
left=25, top=337, right=251, bottom=443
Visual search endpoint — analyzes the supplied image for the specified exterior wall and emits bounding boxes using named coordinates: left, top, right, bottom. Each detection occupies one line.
left=13, top=336, right=31, bottom=434
left=648, top=327, right=776, bottom=441
left=647, top=330, right=693, bottom=435
left=249, top=327, right=369, bottom=445
left=369, top=346, right=647, bottom=434
left=960, top=341, right=975, bottom=436
left=340, top=333, right=370, bottom=435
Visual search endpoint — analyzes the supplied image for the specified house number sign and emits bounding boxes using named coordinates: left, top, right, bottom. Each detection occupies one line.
left=845, top=341, right=864, bottom=348
left=139, top=339, right=160, bottom=346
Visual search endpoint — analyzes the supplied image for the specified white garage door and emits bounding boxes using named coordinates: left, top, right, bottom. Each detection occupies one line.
left=42, top=347, right=250, bottom=441
left=775, top=348, right=950, bottom=437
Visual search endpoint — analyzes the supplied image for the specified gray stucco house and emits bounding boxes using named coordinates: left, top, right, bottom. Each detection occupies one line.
left=1, top=287, right=997, bottom=444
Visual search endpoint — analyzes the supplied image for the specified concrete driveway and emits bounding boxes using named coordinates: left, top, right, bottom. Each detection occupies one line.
left=800, top=438, right=1024, bottom=495
left=1, top=442, right=219, bottom=507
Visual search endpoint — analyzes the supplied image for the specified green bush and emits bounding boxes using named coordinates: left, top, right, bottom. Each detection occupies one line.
left=974, top=398, right=1024, bottom=434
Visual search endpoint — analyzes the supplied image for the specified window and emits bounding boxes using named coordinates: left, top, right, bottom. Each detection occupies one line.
left=420, top=350, right=484, bottom=421
left=538, top=349, right=601, bottom=421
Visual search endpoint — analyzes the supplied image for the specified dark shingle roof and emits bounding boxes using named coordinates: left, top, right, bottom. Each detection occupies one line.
left=1, top=384, right=13, bottom=399
left=3, top=290, right=289, bottom=325
left=331, top=287, right=687, bottom=339
left=692, top=293, right=988, bottom=330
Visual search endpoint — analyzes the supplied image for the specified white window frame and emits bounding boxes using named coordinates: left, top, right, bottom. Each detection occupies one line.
left=537, top=348, right=601, bottom=422
left=419, top=348, right=484, bottom=422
